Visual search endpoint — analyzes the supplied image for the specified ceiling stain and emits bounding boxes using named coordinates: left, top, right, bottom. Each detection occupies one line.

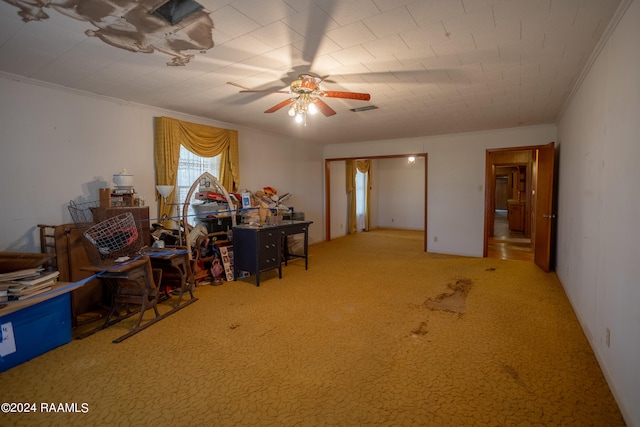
left=3, top=0, right=214, bottom=66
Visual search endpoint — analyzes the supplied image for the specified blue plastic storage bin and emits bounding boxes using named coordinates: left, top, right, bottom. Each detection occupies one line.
left=0, top=293, right=72, bottom=372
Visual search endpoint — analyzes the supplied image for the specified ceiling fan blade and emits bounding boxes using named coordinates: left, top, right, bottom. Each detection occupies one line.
left=301, top=0, right=337, bottom=65
left=265, top=98, right=295, bottom=113
left=313, top=98, right=336, bottom=116
left=322, top=91, right=371, bottom=101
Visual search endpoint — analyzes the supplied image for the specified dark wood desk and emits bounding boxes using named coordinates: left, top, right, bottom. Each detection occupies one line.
left=279, top=221, right=312, bottom=269
left=233, top=221, right=312, bottom=286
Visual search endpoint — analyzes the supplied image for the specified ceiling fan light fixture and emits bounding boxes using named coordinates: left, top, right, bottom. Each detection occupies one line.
left=308, top=101, right=318, bottom=115
left=233, top=73, right=370, bottom=122
left=291, top=74, right=321, bottom=94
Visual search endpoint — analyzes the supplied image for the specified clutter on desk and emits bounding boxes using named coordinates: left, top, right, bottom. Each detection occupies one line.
left=236, top=186, right=294, bottom=226
left=177, top=175, right=305, bottom=286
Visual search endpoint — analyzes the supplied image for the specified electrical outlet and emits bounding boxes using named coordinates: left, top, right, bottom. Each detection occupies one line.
left=606, top=328, right=610, bottom=347
left=434, top=236, right=438, bottom=242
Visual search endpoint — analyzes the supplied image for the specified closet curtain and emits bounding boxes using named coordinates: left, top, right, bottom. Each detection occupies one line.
left=346, top=159, right=373, bottom=233
left=154, top=116, right=239, bottom=222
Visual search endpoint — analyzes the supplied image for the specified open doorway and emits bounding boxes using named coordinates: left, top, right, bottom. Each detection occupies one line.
left=486, top=150, right=534, bottom=261
left=485, top=143, right=557, bottom=269
left=325, top=154, right=428, bottom=251
left=493, top=165, right=530, bottom=236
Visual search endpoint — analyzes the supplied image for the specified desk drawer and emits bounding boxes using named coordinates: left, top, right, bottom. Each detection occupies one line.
left=258, top=231, right=279, bottom=270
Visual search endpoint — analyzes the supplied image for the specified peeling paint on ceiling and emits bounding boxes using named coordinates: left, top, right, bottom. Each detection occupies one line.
left=3, top=0, right=214, bottom=66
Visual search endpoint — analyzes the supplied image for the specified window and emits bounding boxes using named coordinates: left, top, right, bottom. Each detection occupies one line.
left=355, top=170, right=367, bottom=231
left=176, top=145, right=220, bottom=225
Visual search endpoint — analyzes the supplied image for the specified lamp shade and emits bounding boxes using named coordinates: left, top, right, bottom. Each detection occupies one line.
left=156, top=185, right=174, bottom=198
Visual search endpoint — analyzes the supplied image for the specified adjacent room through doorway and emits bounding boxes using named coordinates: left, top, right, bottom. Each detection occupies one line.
left=488, top=209, right=533, bottom=261
left=486, top=150, right=535, bottom=262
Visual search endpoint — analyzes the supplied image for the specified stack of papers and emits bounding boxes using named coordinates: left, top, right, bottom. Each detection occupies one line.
left=0, top=269, right=60, bottom=301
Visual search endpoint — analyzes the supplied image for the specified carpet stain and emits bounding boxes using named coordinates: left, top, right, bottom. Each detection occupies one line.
left=424, top=278, right=473, bottom=314
left=501, top=363, right=530, bottom=391
left=410, top=321, right=429, bottom=336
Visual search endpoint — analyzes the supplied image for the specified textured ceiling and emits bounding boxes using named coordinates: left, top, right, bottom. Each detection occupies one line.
left=0, top=0, right=623, bottom=144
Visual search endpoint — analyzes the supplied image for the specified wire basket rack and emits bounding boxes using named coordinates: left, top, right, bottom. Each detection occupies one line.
left=68, top=200, right=97, bottom=226
left=68, top=200, right=143, bottom=265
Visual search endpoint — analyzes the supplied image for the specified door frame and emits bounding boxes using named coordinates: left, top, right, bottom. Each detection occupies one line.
left=483, top=145, right=541, bottom=257
left=324, top=153, right=428, bottom=252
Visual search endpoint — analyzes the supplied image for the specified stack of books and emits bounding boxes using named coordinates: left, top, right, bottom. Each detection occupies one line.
left=0, top=269, right=60, bottom=301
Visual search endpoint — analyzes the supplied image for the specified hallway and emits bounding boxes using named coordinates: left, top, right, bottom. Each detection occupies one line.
left=488, top=210, right=533, bottom=261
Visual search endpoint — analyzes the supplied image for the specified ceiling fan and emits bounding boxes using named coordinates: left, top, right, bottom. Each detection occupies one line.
left=227, top=73, right=371, bottom=125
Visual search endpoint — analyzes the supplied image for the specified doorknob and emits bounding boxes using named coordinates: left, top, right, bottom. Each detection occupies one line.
left=542, top=213, right=556, bottom=219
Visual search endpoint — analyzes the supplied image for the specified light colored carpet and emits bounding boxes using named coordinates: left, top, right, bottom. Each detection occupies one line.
left=0, top=229, right=625, bottom=426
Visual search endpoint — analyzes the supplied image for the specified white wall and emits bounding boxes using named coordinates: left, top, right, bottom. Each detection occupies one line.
left=376, top=157, right=425, bottom=230
left=0, top=75, right=324, bottom=251
left=235, top=129, right=324, bottom=241
left=328, top=160, right=348, bottom=239
left=556, top=1, right=640, bottom=425
left=324, top=125, right=556, bottom=257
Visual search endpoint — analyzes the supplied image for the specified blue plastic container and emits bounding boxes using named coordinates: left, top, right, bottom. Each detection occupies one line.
left=0, top=293, right=72, bottom=372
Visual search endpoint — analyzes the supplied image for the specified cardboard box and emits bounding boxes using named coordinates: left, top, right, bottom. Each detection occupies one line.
left=0, top=293, right=72, bottom=372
